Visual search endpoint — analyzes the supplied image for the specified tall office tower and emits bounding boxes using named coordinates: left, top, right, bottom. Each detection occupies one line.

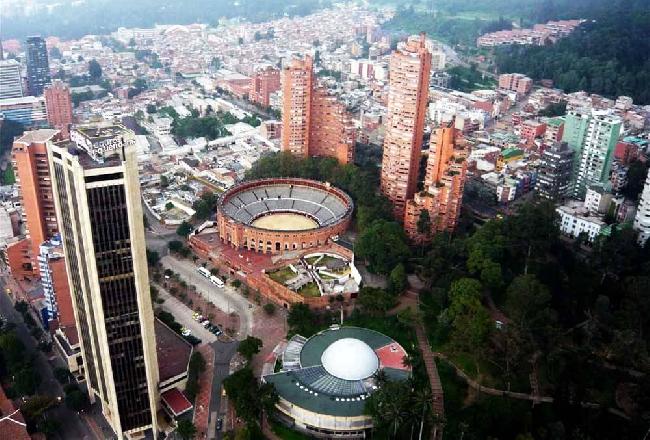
left=8, top=129, right=61, bottom=277
left=563, top=110, right=622, bottom=199
left=48, top=124, right=159, bottom=439
left=535, top=142, right=574, bottom=202
left=281, top=56, right=355, bottom=164
left=250, top=66, right=281, bottom=108
left=403, top=123, right=469, bottom=243
left=381, top=34, right=432, bottom=220
left=44, top=80, right=73, bottom=138
left=633, top=168, right=650, bottom=245
left=0, top=59, right=24, bottom=99
left=25, top=36, right=51, bottom=96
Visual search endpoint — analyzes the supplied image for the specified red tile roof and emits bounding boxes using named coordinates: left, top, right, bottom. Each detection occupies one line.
left=161, top=388, right=193, bottom=417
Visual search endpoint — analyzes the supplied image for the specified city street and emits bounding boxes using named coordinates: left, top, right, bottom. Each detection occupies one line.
left=160, top=255, right=254, bottom=338
left=0, top=279, right=95, bottom=440
left=208, top=340, right=239, bottom=440
left=155, top=283, right=218, bottom=343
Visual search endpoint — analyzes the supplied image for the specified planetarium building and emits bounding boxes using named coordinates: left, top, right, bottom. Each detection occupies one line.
left=263, top=326, right=410, bottom=438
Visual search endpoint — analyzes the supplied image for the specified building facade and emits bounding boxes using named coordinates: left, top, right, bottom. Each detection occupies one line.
left=25, top=36, right=51, bottom=96
left=403, top=123, right=469, bottom=242
left=381, top=34, right=432, bottom=220
left=0, top=59, right=24, bottom=99
left=48, top=125, right=159, bottom=439
left=498, top=73, right=533, bottom=95
left=38, top=236, right=74, bottom=329
left=535, top=142, right=574, bottom=202
left=633, top=168, right=650, bottom=245
left=563, top=110, right=622, bottom=199
left=44, top=80, right=73, bottom=138
left=0, top=96, right=48, bottom=126
left=250, top=66, right=281, bottom=108
left=9, top=129, right=61, bottom=276
left=281, top=56, right=355, bottom=164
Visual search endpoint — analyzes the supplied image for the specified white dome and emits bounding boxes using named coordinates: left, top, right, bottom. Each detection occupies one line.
left=320, top=338, right=379, bottom=381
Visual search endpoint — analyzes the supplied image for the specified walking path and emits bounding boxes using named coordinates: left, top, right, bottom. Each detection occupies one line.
left=414, top=323, right=445, bottom=440
left=194, top=344, right=215, bottom=439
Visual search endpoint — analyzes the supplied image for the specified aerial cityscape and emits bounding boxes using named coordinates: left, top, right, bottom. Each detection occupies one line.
left=0, top=0, right=648, bottom=439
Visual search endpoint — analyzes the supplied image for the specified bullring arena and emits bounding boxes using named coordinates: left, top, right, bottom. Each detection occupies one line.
left=216, top=178, right=354, bottom=254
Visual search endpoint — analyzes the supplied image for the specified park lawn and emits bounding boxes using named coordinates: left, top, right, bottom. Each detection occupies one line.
left=344, top=313, right=416, bottom=356
left=269, top=266, right=296, bottom=284
left=305, top=256, right=320, bottom=265
left=298, top=282, right=320, bottom=298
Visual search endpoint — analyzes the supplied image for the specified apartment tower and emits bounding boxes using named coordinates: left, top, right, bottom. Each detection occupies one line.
left=7, top=129, right=61, bottom=277
left=44, top=80, right=73, bottom=138
left=48, top=125, right=159, bottom=439
left=0, top=59, right=24, bottom=99
left=403, top=123, right=469, bottom=242
left=563, top=109, right=622, bottom=199
left=535, top=141, right=574, bottom=202
left=633, top=168, right=650, bottom=245
left=381, top=34, right=432, bottom=219
left=25, top=36, right=51, bottom=96
left=250, top=66, right=281, bottom=108
left=281, top=56, right=355, bottom=164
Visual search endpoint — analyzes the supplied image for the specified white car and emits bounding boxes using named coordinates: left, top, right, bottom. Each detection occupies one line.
left=181, top=328, right=191, bottom=337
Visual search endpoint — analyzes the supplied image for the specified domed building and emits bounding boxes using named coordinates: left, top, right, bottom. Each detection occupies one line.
left=263, top=326, right=410, bottom=438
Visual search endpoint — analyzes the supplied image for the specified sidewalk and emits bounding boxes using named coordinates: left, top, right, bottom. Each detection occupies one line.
left=193, top=344, right=215, bottom=439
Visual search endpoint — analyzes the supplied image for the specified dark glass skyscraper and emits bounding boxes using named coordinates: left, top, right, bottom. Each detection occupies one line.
left=25, top=36, right=51, bottom=96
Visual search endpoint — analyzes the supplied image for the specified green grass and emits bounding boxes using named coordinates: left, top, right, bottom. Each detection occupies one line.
left=268, top=266, right=296, bottom=284
left=305, top=256, right=320, bottom=265
left=298, top=282, right=320, bottom=298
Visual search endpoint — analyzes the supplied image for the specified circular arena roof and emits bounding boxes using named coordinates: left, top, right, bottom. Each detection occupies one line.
left=217, top=178, right=353, bottom=232
left=321, top=338, right=379, bottom=381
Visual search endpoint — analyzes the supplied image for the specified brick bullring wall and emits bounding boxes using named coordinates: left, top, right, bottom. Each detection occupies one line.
left=216, top=178, right=353, bottom=255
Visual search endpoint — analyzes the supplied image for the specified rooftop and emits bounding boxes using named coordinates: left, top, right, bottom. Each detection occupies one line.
left=155, top=319, right=192, bottom=382
left=14, top=129, right=60, bottom=145
left=264, top=326, right=410, bottom=417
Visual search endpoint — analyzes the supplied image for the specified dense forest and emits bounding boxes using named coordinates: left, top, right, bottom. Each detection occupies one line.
left=244, top=151, right=650, bottom=439
left=495, top=8, right=650, bottom=104
left=2, top=0, right=333, bottom=40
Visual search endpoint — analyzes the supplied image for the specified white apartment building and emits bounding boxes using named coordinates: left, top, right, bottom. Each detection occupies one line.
left=633, top=169, right=650, bottom=245
left=0, top=59, right=24, bottom=99
left=557, top=200, right=605, bottom=242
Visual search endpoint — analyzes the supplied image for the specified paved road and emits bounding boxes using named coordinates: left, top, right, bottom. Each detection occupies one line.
left=0, top=281, right=95, bottom=440
left=160, top=255, right=254, bottom=338
left=155, top=284, right=218, bottom=343
left=208, top=341, right=239, bottom=440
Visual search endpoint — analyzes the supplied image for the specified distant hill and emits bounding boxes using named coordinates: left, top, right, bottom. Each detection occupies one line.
left=1, top=0, right=333, bottom=40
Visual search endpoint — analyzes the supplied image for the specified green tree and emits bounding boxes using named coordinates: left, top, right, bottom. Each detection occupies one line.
left=237, top=336, right=263, bottom=362
left=263, top=303, right=276, bottom=315
left=356, top=220, right=409, bottom=274
left=176, top=221, right=193, bottom=237
left=388, top=263, right=408, bottom=295
left=356, top=287, right=396, bottom=317
left=176, top=419, right=197, bottom=440
left=168, top=240, right=184, bottom=253
left=287, top=303, right=317, bottom=337
left=88, top=59, right=102, bottom=79
left=146, top=248, right=160, bottom=266
left=53, top=367, right=72, bottom=384
left=622, top=161, right=649, bottom=201
left=64, top=388, right=89, bottom=411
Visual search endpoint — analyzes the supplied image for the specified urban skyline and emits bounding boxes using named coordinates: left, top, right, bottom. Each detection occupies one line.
left=0, top=2, right=648, bottom=440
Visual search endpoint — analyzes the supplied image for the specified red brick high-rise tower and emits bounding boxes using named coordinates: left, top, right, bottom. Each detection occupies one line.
left=403, top=122, right=469, bottom=243
left=380, top=34, right=432, bottom=219
left=250, top=66, right=281, bottom=108
left=7, top=129, right=61, bottom=277
left=44, top=80, right=73, bottom=139
left=281, top=56, right=355, bottom=164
